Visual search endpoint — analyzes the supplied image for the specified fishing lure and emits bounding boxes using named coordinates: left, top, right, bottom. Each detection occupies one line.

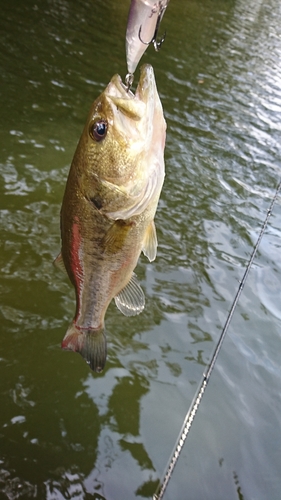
left=126, top=0, right=170, bottom=81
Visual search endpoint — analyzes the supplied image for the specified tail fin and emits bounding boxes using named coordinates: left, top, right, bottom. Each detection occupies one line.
left=61, top=323, right=107, bottom=373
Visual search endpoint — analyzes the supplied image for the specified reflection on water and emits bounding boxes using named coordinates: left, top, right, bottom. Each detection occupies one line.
left=1, top=0, right=281, bottom=498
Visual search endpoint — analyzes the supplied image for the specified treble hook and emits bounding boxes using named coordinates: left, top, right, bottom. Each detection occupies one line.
left=138, top=3, right=167, bottom=52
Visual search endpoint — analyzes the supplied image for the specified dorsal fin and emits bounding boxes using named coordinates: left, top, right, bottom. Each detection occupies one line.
left=114, top=273, right=145, bottom=316
left=53, top=252, right=67, bottom=274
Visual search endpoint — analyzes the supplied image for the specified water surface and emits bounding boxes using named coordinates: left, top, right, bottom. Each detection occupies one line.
left=1, top=0, right=281, bottom=499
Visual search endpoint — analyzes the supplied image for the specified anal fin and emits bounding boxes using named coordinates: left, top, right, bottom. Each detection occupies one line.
left=114, top=273, right=145, bottom=316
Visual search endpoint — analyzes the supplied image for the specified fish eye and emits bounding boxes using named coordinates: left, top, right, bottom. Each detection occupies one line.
left=89, top=119, right=108, bottom=142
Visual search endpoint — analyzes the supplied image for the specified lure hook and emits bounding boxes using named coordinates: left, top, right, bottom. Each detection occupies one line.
left=125, top=72, right=134, bottom=92
left=138, top=3, right=167, bottom=52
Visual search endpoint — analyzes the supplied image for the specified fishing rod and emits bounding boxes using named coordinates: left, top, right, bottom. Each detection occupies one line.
left=153, top=179, right=281, bottom=500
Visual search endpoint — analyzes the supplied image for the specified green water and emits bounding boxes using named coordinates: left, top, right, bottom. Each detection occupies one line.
left=1, top=0, right=281, bottom=498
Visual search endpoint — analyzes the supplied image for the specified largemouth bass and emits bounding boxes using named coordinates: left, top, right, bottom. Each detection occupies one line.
left=55, top=64, right=166, bottom=373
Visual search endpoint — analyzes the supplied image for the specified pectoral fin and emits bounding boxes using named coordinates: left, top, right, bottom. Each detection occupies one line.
left=115, top=273, right=145, bottom=316
left=103, top=220, right=134, bottom=254
left=142, top=220, right=157, bottom=262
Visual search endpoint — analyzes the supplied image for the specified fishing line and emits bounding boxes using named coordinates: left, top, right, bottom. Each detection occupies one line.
left=153, top=179, right=281, bottom=500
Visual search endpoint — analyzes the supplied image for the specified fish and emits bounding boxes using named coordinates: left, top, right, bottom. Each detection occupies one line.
left=55, top=64, right=166, bottom=373
left=126, top=0, right=170, bottom=74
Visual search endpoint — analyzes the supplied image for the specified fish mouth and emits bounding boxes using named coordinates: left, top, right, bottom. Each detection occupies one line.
left=105, top=64, right=158, bottom=121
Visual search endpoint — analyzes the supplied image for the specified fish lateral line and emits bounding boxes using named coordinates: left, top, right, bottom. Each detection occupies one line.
left=69, top=323, right=103, bottom=333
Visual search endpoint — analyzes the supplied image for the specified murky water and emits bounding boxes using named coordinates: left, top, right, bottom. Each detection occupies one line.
left=1, top=0, right=281, bottom=498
